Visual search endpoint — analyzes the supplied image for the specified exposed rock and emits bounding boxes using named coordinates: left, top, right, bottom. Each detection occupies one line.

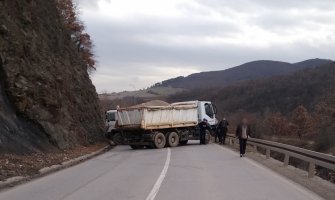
left=0, top=24, right=8, bottom=35
left=0, top=0, right=104, bottom=153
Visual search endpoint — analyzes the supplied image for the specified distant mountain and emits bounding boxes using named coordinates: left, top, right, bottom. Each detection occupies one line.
left=158, top=59, right=333, bottom=90
left=169, top=61, right=335, bottom=114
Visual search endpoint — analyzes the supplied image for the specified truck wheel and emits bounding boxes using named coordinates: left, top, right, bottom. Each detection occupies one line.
left=179, top=140, right=188, bottom=145
left=167, top=132, right=179, bottom=147
left=112, top=132, right=123, bottom=145
left=130, top=145, right=145, bottom=150
left=153, top=132, right=166, bottom=149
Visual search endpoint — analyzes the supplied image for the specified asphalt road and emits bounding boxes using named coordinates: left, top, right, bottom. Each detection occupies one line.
left=0, top=141, right=324, bottom=200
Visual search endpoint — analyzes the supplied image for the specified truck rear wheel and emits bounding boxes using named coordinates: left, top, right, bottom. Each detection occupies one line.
left=153, top=132, right=166, bottom=149
left=167, top=132, right=179, bottom=147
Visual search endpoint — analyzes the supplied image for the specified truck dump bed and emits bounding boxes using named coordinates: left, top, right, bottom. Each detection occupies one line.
left=116, top=101, right=198, bottom=130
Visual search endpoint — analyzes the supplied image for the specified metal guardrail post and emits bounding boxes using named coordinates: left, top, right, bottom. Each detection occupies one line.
left=266, top=149, right=270, bottom=159
left=253, top=145, right=257, bottom=153
left=284, top=154, right=289, bottom=167
left=308, top=162, right=315, bottom=178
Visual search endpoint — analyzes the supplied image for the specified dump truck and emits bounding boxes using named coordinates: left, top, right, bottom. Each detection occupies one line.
left=108, top=100, right=218, bottom=149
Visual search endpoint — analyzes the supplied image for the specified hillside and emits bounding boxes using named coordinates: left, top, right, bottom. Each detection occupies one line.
left=102, top=59, right=332, bottom=105
left=101, top=86, right=184, bottom=100
left=0, top=0, right=104, bottom=154
left=169, top=62, right=335, bottom=153
left=158, top=59, right=332, bottom=90
left=169, top=62, right=335, bottom=114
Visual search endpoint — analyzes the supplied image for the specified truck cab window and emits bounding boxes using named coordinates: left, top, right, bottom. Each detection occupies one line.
left=107, top=113, right=116, bottom=122
left=205, top=103, right=214, bottom=118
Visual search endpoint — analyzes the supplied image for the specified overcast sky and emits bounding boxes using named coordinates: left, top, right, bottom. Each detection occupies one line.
left=75, top=0, right=335, bottom=92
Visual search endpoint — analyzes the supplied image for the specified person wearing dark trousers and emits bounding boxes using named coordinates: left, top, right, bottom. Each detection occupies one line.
left=235, top=118, right=252, bottom=157
left=199, top=118, right=211, bottom=145
left=216, top=118, right=229, bottom=144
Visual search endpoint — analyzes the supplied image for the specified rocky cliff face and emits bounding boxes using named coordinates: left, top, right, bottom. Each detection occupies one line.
left=0, top=0, right=104, bottom=153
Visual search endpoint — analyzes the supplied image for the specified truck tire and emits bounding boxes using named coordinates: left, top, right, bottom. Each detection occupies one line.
left=153, top=132, right=166, bottom=149
left=112, top=132, right=123, bottom=145
left=179, top=140, right=188, bottom=145
left=167, top=132, right=179, bottom=147
left=130, top=145, right=145, bottom=150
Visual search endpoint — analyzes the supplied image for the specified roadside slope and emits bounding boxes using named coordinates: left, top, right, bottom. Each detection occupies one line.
left=0, top=0, right=104, bottom=153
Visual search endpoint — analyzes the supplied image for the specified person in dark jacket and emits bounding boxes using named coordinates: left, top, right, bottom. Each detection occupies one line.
left=199, top=118, right=211, bottom=145
left=235, top=118, right=252, bottom=157
left=216, top=118, right=229, bottom=144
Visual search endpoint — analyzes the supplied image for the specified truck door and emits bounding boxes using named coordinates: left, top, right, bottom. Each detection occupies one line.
left=106, top=111, right=117, bottom=133
left=199, top=102, right=217, bottom=126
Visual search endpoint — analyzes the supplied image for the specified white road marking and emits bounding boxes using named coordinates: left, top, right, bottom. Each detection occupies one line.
left=146, top=148, right=171, bottom=200
left=216, top=144, right=324, bottom=200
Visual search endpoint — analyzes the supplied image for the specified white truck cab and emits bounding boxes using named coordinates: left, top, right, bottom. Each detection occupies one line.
left=105, top=110, right=117, bottom=134
left=197, top=101, right=218, bottom=126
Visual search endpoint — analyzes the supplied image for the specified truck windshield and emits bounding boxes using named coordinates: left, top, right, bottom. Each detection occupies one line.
left=107, top=113, right=116, bottom=122
left=205, top=103, right=214, bottom=118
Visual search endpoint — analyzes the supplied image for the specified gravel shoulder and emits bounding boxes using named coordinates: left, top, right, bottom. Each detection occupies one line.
left=0, top=143, right=111, bottom=189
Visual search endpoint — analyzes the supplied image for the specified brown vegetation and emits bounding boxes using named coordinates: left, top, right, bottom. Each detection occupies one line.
left=291, top=105, right=315, bottom=138
left=56, top=0, right=96, bottom=72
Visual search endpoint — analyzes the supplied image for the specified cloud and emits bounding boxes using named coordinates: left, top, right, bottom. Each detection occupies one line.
left=75, top=0, right=335, bottom=92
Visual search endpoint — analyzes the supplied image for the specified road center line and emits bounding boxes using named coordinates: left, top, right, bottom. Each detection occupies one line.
left=146, top=148, right=171, bottom=200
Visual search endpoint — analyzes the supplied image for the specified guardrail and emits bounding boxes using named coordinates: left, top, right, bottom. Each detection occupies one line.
left=225, top=134, right=335, bottom=178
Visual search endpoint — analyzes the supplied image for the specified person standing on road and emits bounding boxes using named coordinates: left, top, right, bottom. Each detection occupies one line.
left=199, top=118, right=211, bottom=145
left=235, top=118, right=252, bottom=157
left=217, top=118, right=229, bottom=144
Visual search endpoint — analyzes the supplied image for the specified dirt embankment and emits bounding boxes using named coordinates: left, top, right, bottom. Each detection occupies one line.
left=0, top=143, right=108, bottom=182
left=0, top=0, right=104, bottom=154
